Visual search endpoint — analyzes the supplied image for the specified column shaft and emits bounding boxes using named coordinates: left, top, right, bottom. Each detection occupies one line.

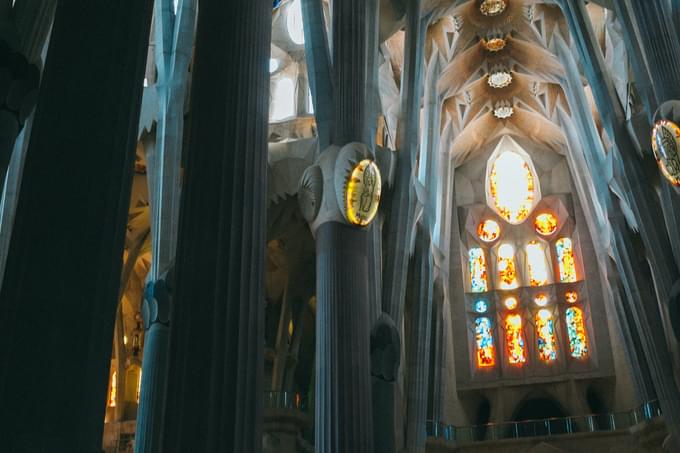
left=0, top=0, right=153, bottom=451
left=160, top=0, right=270, bottom=451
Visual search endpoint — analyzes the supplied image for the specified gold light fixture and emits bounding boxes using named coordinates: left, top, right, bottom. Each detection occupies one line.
left=480, top=0, right=507, bottom=16
left=482, top=37, right=506, bottom=52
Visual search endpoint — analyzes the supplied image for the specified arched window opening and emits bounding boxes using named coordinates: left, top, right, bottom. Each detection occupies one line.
left=475, top=317, right=496, bottom=368
left=270, top=77, right=296, bottom=121
left=497, top=243, right=519, bottom=290
left=526, top=241, right=550, bottom=286
left=555, top=237, right=578, bottom=283
left=486, top=145, right=540, bottom=224
left=505, top=314, right=526, bottom=365
left=286, top=0, right=305, bottom=45
left=536, top=309, right=557, bottom=362
left=566, top=307, right=588, bottom=359
left=108, top=372, right=117, bottom=407
left=469, top=247, right=489, bottom=293
left=512, top=397, right=570, bottom=436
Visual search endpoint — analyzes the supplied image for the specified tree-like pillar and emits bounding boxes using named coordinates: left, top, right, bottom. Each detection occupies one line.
left=299, top=0, right=378, bottom=451
left=0, top=0, right=153, bottom=451
left=159, top=1, right=270, bottom=452
left=405, top=227, right=434, bottom=453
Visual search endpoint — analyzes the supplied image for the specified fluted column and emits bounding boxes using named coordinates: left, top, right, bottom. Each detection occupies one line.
left=0, top=0, right=153, bottom=450
left=309, top=1, right=377, bottom=451
left=135, top=1, right=196, bottom=451
left=554, top=24, right=680, bottom=448
left=405, top=227, right=434, bottom=453
left=159, top=1, right=270, bottom=451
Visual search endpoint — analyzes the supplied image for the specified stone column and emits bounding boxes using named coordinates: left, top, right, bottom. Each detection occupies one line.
left=554, top=23, right=680, bottom=447
left=159, top=1, right=270, bottom=451
left=135, top=1, right=196, bottom=451
left=307, top=1, right=378, bottom=451
left=405, top=227, right=434, bottom=453
left=382, top=0, right=424, bottom=328
left=0, top=0, right=153, bottom=451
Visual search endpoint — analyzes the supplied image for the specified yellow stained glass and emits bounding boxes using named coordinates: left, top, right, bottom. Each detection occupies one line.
left=478, top=219, right=501, bottom=242
left=556, top=237, right=577, bottom=283
left=108, top=372, right=117, bottom=407
left=526, top=241, right=549, bottom=286
left=534, top=212, right=558, bottom=236
left=505, top=314, right=526, bottom=365
left=488, top=151, right=537, bottom=224
left=497, top=243, right=519, bottom=289
left=565, top=290, right=578, bottom=304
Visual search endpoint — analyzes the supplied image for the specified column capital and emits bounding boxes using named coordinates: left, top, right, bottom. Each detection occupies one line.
left=299, top=142, right=391, bottom=235
left=142, top=277, right=171, bottom=329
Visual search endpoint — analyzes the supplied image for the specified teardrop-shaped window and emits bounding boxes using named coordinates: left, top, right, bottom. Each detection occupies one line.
left=486, top=143, right=540, bottom=224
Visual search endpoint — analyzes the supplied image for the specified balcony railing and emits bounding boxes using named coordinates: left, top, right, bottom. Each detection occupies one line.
left=263, top=391, right=309, bottom=412
left=427, top=400, right=661, bottom=443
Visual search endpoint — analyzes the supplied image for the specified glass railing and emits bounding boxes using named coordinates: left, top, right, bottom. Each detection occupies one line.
left=263, top=391, right=309, bottom=412
left=427, top=400, right=661, bottom=443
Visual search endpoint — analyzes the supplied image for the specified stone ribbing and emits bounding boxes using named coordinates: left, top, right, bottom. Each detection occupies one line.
left=405, top=228, right=434, bottom=453
left=316, top=223, right=374, bottom=452
left=0, top=0, right=153, bottom=450
left=159, top=0, right=270, bottom=451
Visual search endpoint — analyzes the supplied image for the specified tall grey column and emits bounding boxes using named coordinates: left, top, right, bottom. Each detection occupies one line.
left=382, top=0, right=423, bottom=328
left=159, top=0, right=270, bottom=451
left=312, top=1, right=377, bottom=451
left=405, top=226, right=434, bottom=453
left=135, top=1, right=196, bottom=451
left=0, top=0, right=153, bottom=450
left=554, top=20, right=680, bottom=447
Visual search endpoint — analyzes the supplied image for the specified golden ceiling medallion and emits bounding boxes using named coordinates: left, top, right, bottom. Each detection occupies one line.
left=651, top=119, right=680, bottom=186
left=482, top=37, right=506, bottom=52
left=480, top=0, right=507, bottom=17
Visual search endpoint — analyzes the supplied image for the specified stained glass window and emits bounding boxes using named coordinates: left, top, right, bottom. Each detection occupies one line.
left=108, top=372, right=117, bottom=407
left=536, top=309, right=557, bottom=362
left=474, top=300, right=489, bottom=313
left=497, top=243, right=519, bottom=289
left=503, top=296, right=518, bottom=310
left=566, top=307, right=588, bottom=358
left=478, top=219, right=501, bottom=242
left=565, top=290, right=578, bottom=304
left=475, top=317, right=496, bottom=368
left=526, top=241, right=550, bottom=286
left=555, top=237, right=577, bottom=283
left=534, top=212, right=558, bottom=236
left=488, top=151, right=537, bottom=224
left=270, top=77, right=296, bottom=121
left=534, top=293, right=548, bottom=307
left=505, top=314, right=527, bottom=365
left=469, top=248, right=489, bottom=292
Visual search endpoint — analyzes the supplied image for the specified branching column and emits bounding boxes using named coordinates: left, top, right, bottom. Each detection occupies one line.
left=0, top=1, right=153, bottom=451
left=159, top=1, right=270, bottom=452
left=135, top=1, right=196, bottom=451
